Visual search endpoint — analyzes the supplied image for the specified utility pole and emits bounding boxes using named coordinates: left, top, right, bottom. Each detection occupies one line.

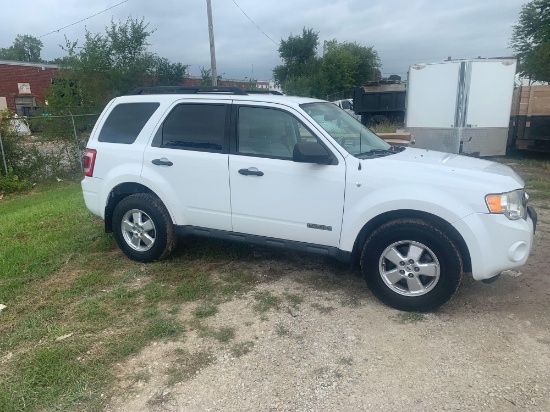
left=206, top=0, right=218, bottom=86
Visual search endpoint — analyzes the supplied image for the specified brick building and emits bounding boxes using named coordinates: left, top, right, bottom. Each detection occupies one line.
left=0, top=60, right=59, bottom=115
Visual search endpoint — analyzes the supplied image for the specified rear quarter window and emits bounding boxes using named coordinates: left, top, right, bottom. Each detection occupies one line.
left=98, top=102, right=160, bottom=144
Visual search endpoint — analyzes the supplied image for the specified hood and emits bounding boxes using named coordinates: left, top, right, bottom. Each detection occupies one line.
left=383, top=148, right=524, bottom=188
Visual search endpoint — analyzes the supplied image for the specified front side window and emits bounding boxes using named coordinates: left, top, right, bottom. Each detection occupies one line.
left=301, top=102, right=391, bottom=158
left=160, top=104, right=226, bottom=151
left=237, top=106, right=317, bottom=159
left=98, top=102, right=159, bottom=144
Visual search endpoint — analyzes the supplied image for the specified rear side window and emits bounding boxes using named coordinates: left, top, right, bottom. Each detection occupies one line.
left=160, top=104, right=226, bottom=151
left=98, top=102, right=159, bottom=144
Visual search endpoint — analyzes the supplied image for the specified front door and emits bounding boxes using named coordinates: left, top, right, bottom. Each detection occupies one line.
left=228, top=103, right=346, bottom=247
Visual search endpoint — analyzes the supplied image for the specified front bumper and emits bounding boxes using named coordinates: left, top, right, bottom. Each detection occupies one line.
left=454, top=209, right=535, bottom=281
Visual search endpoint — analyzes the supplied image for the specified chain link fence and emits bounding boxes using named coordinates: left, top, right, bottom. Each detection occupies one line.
left=325, top=89, right=355, bottom=102
left=0, top=110, right=99, bottom=191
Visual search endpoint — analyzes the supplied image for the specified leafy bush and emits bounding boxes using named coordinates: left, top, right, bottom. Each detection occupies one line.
left=0, top=168, right=31, bottom=194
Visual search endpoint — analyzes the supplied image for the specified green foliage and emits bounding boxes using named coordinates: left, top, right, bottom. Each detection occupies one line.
left=154, top=57, right=188, bottom=85
left=199, top=66, right=213, bottom=86
left=276, top=27, right=320, bottom=73
left=247, top=78, right=258, bottom=90
left=0, top=167, right=31, bottom=194
left=510, top=0, right=550, bottom=82
left=0, top=109, right=83, bottom=185
left=0, top=182, right=266, bottom=411
left=321, top=40, right=380, bottom=96
left=0, top=34, right=44, bottom=62
left=46, top=17, right=187, bottom=111
left=273, top=28, right=322, bottom=96
left=273, top=28, right=380, bottom=98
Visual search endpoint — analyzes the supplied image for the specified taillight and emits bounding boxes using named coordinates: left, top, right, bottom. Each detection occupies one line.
left=83, top=149, right=97, bottom=177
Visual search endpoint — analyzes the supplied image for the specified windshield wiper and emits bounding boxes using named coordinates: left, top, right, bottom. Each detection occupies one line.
left=356, top=148, right=395, bottom=158
left=356, top=146, right=406, bottom=158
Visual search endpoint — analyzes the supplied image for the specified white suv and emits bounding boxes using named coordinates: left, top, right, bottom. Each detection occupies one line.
left=81, top=86, right=537, bottom=311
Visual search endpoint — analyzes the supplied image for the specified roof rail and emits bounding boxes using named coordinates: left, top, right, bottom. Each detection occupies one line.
left=244, top=90, right=284, bottom=95
left=128, top=86, right=248, bottom=95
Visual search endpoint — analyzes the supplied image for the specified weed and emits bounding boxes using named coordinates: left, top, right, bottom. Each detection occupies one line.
left=310, top=303, right=335, bottom=314
left=167, top=306, right=181, bottom=315
left=253, top=291, right=281, bottom=313
left=147, top=388, right=175, bottom=407
left=283, top=293, right=304, bottom=307
left=166, top=350, right=214, bottom=385
left=145, top=317, right=184, bottom=340
left=230, top=341, right=255, bottom=358
left=222, top=269, right=257, bottom=285
left=276, top=324, right=290, bottom=337
left=393, top=312, right=426, bottom=324
left=198, top=326, right=235, bottom=343
left=130, top=370, right=152, bottom=383
left=141, top=283, right=170, bottom=303
left=141, top=307, right=159, bottom=319
left=172, top=274, right=216, bottom=302
left=338, top=357, right=354, bottom=365
left=193, top=304, right=219, bottom=318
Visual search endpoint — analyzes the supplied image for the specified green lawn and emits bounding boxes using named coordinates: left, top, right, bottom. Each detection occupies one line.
left=0, top=181, right=257, bottom=412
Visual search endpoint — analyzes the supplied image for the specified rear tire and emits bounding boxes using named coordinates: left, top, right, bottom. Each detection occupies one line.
left=361, top=218, right=462, bottom=312
left=112, top=193, right=176, bottom=262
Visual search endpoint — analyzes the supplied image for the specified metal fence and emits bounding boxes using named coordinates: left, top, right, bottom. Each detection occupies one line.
left=0, top=112, right=99, bottom=179
left=325, top=89, right=355, bottom=102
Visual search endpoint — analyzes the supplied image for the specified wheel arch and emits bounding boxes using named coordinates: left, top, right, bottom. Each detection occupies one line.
left=351, top=210, right=472, bottom=273
left=104, top=182, right=158, bottom=232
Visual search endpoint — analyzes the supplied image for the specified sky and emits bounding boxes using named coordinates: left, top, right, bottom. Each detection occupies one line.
left=0, top=0, right=526, bottom=81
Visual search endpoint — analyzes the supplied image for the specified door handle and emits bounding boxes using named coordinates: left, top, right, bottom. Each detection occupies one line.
left=152, top=158, right=173, bottom=166
left=238, top=168, right=264, bottom=176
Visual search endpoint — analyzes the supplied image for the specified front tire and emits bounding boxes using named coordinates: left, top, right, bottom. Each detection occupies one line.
left=112, top=193, right=176, bottom=262
left=361, top=219, right=462, bottom=312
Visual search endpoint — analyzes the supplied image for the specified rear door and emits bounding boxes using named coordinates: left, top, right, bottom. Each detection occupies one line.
left=141, top=100, right=232, bottom=230
left=228, top=102, right=346, bottom=247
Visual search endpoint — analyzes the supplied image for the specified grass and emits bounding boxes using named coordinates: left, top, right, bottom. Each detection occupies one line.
left=230, top=341, right=255, bottom=358
left=166, top=350, right=215, bottom=385
left=0, top=182, right=260, bottom=412
left=193, top=304, right=219, bottom=318
left=253, top=291, right=281, bottom=314
left=393, top=312, right=426, bottom=324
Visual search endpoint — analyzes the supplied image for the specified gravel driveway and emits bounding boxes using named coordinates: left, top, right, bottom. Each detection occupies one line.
left=103, top=194, right=550, bottom=412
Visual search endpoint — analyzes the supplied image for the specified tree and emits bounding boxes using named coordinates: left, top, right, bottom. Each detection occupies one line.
left=154, top=57, right=188, bottom=86
left=272, top=27, right=321, bottom=95
left=0, top=35, right=44, bottom=62
left=46, top=17, right=187, bottom=110
left=272, top=28, right=381, bottom=98
left=199, top=67, right=212, bottom=86
left=510, top=0, right=550, bottom=82
left=321, top=40, right=380, bottom=96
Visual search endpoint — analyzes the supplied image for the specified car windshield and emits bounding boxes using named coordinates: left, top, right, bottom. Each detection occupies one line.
left=301, top=102, right=393, bottom=158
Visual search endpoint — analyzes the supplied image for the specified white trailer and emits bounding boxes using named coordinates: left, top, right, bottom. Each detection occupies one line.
left=405, top=59, right=517, bottom=156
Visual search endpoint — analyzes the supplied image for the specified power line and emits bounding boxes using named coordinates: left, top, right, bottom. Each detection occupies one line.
left=39, top=0, right=129, bottom=38
left=231, top=0, right=279, bottom=46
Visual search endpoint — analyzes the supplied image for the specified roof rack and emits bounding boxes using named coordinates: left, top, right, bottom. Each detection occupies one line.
left=244, top=90, right=284, bottom=95
left=128, top=86, right=248, bottom=95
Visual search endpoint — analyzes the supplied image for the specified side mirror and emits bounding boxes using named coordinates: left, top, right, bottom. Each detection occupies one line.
left=293, top=142, right=331, bottom=164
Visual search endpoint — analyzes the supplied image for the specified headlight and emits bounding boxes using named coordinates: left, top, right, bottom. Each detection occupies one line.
left=485, top=190, right=527, bottom=220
